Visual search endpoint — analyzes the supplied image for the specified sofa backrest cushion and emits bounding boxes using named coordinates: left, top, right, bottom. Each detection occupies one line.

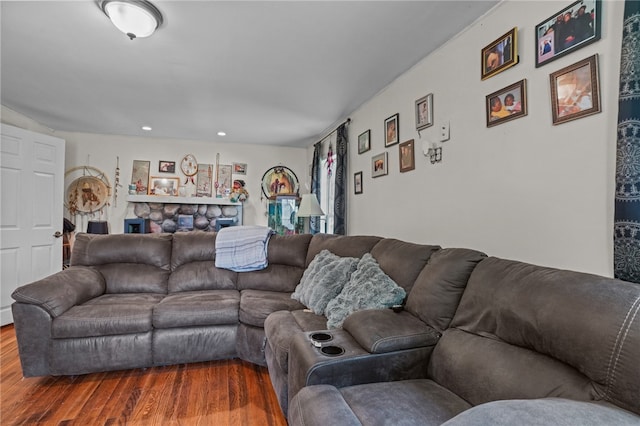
left=168, top=231, right=237, bottom=292
left=370, top=238, right=440, bottom=294
left=236, top=234, right=312, bottom=292
left=405, top=248, right=486, bottom=332
left=71, top=233, right=173, bottom=294
left=428, top=257, right=640, bottom=416
left=306, top=234, right=381, bottom=266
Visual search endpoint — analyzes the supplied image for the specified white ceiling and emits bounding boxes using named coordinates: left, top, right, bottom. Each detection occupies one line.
left=1, top=1, right=498, bottom=147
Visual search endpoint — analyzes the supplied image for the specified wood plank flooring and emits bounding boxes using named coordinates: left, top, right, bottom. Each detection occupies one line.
left=0, top=325, right=287, bottom=425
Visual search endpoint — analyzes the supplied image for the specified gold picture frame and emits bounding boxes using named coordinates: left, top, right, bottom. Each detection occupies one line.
left=481, top=27, right=518, bottom=80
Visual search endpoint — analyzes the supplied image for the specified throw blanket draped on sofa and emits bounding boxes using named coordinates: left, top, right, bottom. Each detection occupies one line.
left=215, top=226, right=275, bottom=272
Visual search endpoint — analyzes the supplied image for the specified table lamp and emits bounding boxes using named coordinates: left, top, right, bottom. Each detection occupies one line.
left=296, top=193, right=324, bottom=233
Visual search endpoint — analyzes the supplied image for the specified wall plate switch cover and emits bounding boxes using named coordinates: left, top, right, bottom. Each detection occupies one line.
left=440, top=122, right=450, bottom=142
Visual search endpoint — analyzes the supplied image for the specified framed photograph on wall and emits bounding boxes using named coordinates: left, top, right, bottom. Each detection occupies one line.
left=415, top=94, right=433, bottom=131
left=131, top=160, right=150, bottom=195
left=481, top=27, right=518, bottom=80
left=149, top=176, right=179, bottom=196
left=535, top=0, right=601, bottom=68
left=384, top=114, right=399, bottom=147
left=196, top=163, right=213, bottom=197
left=486, top=79, right=528, bottom=128
left=399, top=139, right=415, bottom=173
left=372, top=152, right=388, bottom=178
left=233, top=162, right=247, bottom=175
left=158, top=161, right=175, bottom=173
left=354, top=171, right=363, bottom=194
left=550, top=54, right=600, bottom=125
left=358, top=130, right=371, bottom=154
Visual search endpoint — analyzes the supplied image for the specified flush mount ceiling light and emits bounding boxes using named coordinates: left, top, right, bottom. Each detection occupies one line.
left=100, top=0, right=163, bottom=40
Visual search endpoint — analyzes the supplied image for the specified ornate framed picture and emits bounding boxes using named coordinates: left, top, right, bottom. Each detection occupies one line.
left=372, top=152, right=388, bottom=178
left=486, top=79, right=528, bottom=128
left=354, top=171, right=363, bottom=194
left=535, top=0, right=601, bottom=68
left=149, top=176, right=179, bottom=196
left=481, top=27, right=518, bottom=80
left=415, top=94, right=433, bottom=131
left=384, top=114, right=399, bottom=147
left=399, top=139, right=415, bottom=173
left=358, top=130, right=371, bottom=154
left=550, top=54, right=600, bottom=125
left=131, top=160, right=150, bottom=195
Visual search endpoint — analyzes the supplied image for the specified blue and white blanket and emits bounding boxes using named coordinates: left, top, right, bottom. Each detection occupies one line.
left=215, top=226, right=275, bottom=272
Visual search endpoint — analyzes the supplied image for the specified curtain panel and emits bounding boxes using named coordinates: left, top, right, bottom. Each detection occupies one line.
left=614, top=0, right=640, bottom=283
left=310, top=142, right=322, bottom=234
left=333, top=123, right=348, bottom=235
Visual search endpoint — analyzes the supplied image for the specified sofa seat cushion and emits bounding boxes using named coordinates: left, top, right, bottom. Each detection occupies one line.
left=82, top=293, right=165, bottom=306
left=153, top=290, right=239, bottom=328
left=288, top=380, right=471, bottom=426
left=265, top=309, right=328, bottom=373
left=52, top=304, right=153, bottom=338
left=239, top=290, right=305, bottom=327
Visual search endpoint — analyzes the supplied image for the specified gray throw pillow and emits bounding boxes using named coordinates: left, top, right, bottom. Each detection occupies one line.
left=291, top=249, right=359, bottom=315
left=325, top=253, right=406, bottom=329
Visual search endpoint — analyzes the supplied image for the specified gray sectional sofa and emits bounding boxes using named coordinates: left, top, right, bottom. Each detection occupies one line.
left=11, top=231, right=640, bottom=425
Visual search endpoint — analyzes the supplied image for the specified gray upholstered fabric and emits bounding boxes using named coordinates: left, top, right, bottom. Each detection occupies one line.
left=52, top=304, right=154, bottom=338
left=83, top=293, right=165, bottom=305
left=326, top=254, right=406, bottom=329
left=169, top=260, right=237, bottom=292
left=405, top=248, right=486, bottom=332
left=306, top=234, right=381, bottom=266
left=153, top=290, right=239, bottom=328
left=343, top=310, right=440, bottom=354
left=370, top=239, right=440, bottom=293
left=289, top=385, right=362, bottom=426
left=170, top=230, right=217, bottom=270
left=11, top=266, right=105, bottom=317
left=239, top=289, right=305, bottom=327
left=442, top=399, right=640, bottom=426
left=291, top=249, right=359, bottom=314
left=71, top=232, right=172, bottom=269
left=153, top=325, right=237, bottom=365
left=236, top=323, right=268, bottom=366
left=96, top=263, right=171, bottom=294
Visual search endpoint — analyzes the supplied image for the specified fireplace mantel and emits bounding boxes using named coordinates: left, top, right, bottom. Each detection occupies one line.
left=126, top=195, right=241, bottom=206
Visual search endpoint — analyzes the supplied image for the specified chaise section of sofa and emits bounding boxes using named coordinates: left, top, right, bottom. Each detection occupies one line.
left=288, top=256, right=640, bottom=425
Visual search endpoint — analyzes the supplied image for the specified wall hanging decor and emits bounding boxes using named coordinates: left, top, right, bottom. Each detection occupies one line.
left=196, top=164, right=214, bottom=197
left=481, top=27, right=518, bottom=80
left=372, top=152, right=388, bottom=178
left=399, top=139, right=416, bottom=173
left=180, top=153, right=198, bottom=184
left=358, top=130, right=371, bottom=154
left=149, top=176, right=179, bottom=196
left=354, top=171, right=363, bottom=194
left=549, top=54, right=600, bottom=125
left=415, top=94, right=434, bottom=131
left=65, top=166, right=112, bottom=216
left=535, top=0, right=601, bottom=67
left=384, top=114, right=399, bottom=147
left=261, top=166, right=300, bottom=198
left=131, top=160, right=150, bottom=195
left=233, top=162, right=247, bottom=175
left=159, top=160, right=175, bottom=173
left=486, top=79, right=528, bottom=127
left=216, top=164, right=232, bottom=198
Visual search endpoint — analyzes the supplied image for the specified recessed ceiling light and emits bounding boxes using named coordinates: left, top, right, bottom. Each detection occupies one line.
left=217, top=131, right=226, bottom=136
left=142, top=126, right=152, bottom=131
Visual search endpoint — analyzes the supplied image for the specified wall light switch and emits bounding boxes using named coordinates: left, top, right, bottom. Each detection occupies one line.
left=440, top=121, right=450, bottom=142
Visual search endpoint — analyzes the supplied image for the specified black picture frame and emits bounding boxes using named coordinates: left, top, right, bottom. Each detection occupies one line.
left=358, top=130, right=371, bottom=154
left=535, top=0, right=601, bottom=68
left=354, top=171, right=363, bottom=194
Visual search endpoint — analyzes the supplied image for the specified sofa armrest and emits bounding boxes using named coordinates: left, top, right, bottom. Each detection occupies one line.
left=12, top=266, right=106, bottom=317
left=343, top=309, right=440, bottom=354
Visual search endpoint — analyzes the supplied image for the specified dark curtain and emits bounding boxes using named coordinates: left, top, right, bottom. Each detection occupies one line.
left=310, top=142, right=322, bottom=234
left=333, top=123, right=348, bottom=235
left=614, top=0, right=640, bottom=283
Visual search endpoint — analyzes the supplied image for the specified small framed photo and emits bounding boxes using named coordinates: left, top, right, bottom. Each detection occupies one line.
left=354, top=171, right=363, bottom=194
left=384, top=114, right=399, bottom=147
left=481, top=27, right=518, bottom=80
left=372, top=152, right=388, bottom=178
left=535, top=0, right=601, bottom=68
left=131, top=160, right=150, bottom=195
left=233, top=162, right=247, bottom=175
left=486, top=79, right=528, bottom=128
left=550, top=54, right=600, bottom=125
left=415, top=94, right=433, bottom=131
left=358, top=130, right=371, bottom=154
left=399, top=139, right=415, bottom=173
left=158, top=161, right=175, bottom=173
left=149, top=176, right=180, bottom=196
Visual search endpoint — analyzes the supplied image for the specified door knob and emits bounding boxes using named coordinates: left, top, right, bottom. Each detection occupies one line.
left=53, top=231, right=63, bottom=238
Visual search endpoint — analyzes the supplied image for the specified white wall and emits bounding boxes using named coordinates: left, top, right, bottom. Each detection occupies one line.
left=1, top=106, right=307, bottom=234
left=341, top=0, right=623, bottom=276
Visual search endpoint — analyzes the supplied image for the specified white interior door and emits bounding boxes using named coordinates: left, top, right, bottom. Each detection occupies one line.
left=1, top=124, right=65, bottom=325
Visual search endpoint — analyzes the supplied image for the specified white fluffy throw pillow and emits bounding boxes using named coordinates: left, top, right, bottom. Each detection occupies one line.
left=325, top=253, right=406, bottom=329
left=291, top=250, right=359, bottom=315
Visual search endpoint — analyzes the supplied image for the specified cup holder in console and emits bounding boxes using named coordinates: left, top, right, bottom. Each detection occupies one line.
left=320, top=345, right=345, bottom=357
left=310, top=332, right=333, bottom=347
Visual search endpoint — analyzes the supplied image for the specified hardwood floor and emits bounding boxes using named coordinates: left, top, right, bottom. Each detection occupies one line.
left=0, top=325, right=287, bottom=425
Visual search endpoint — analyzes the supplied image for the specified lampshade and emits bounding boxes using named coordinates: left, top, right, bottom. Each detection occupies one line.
left=101, top=0, right=163, bottom=40
left=87, top=221, right=109, bottom=234
left=297, top=194, right=325, bottom=218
